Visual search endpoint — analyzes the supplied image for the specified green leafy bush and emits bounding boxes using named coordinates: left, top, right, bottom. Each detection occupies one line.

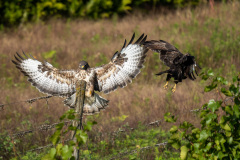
left=42, top=109, right=96, bottom=159
left=165, top=71, right=240, bottom=159
left=0, top=133, right=15, bottom=159
left=0, top=0, right=204, bottom=27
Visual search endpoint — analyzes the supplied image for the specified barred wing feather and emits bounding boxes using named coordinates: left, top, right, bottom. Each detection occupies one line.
left=94, top=33, right=148, bottom=94
left=12, top=52, right=76, bottom=96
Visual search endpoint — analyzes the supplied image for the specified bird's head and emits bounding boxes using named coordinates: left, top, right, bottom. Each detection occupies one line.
left=185, top=53, right=196, bottom=65
left=186, top=53, right=201, bottom=68
left=79, top=61, right=90, bottom=70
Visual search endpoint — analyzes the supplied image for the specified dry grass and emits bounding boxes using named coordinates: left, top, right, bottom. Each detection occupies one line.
left=0, top=1, right=239, bottom=154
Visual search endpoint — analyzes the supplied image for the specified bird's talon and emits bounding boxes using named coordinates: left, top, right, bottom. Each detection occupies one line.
left=163, top=85, right=168, bottom=89
left=172, top=84, right=177, bottom=93
left=163, top=81, right=168, bottom=89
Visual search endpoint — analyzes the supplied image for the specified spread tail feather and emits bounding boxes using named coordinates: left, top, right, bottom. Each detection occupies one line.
left=64, top=92, right=109, bottom=115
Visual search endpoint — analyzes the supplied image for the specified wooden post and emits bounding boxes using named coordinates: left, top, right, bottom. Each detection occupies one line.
left=71, top=80, right=86, bottom=160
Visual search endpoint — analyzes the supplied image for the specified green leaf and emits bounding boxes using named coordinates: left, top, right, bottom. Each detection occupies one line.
left=220, top=137, right=226, bottom=145
left=180, top=146, right=188, bottom=160
left=215, top=76, right=228, bottom=85
left=223, top=123, right=231, bottom=131
left=171, top=141, right=181, bottom=150
left=56, top=122, right=64, bottom=130
left=76, top=130, right=88, bottom=145
left=192, top=128, right=200, bottom=134
left=199, top=130, right=209, bottom=142
left=202, top=75, right=209, bottom=80
left=68, top=125, right=76, bottom=131
left=193, top=143, right=200, bottom=150
left=229, top=84, right=238, bottom=95
left=226, top=131, right=231, bottom=137
left=180, top=121, right=193, bottom=129
left=49, top=148, right=56, bottom=158
left=164, top=112, right=177, bottom=123
left=41, top=154, right=52, bottom=160
left=205, top=142, right=212, bottom=152
left=232, top=148, right=236, bottom=157
left=170, top=125, right=178, bottom=133
left=233, top=76, right=238, bottom=82
left=217, top=151, right=227, bottom=159
left=60, top=114, right=66, bottom=121
left=164, top=112, right=170, bottom=116
left=221, top=88, right=233, bottom=97
left=219, top=116, right=227, bottom=124
left=67, top=114, right=75, bottom=120
left=61, top=145, right=73, bottom=160
left=50, top=130, right=61, bottom=145
left=227, top=137, right=233, bottom=144
left=208, top=99, right=220, bottom=112
left=222, top=79, right=228, bottom=85
left=83, top=121, right=97, bottom=131
left=204, top=83, right=217, bottom=92
left=224, top=105, right=233, bottom=115
left=67, top=109, right=75, bottom=114
left=207, top=69, right=214, bottom=76
left=42, top=50, right=57, bottom=59
left=233, top=105, right=240, bottom=118
left=217, top=76, right=224, bottom=82
left=200, top=108, right=209, bottom=118
left=170, top=133, right=180, bottom=140
left=56, top=143, right=63, bottom=155
left=205, top=113, right=217, bottom=125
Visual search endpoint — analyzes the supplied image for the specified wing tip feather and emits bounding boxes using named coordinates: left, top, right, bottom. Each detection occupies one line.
left=127, top=33, right=135, bottom=45
left=134, top=33, right=144, bottom=44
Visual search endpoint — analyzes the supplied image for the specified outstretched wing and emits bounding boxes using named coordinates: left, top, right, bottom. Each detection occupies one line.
left=93, top=33, right=148, bottom=94
left=12, top=52, right=77, bottom=96
left=144, top=40, right=184, bottom=67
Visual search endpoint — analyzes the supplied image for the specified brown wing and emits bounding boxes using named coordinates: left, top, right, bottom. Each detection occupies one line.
left=12, top=52, right=78, bottom=96
left=93, top=33, right=148, bottom=94
left=144, top=40, right=184, bottom=67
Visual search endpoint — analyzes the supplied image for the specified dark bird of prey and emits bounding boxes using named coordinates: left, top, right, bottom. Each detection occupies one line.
left=144, top=40, right=201, bottom=92
left=12, top=33, right=148, bottom=115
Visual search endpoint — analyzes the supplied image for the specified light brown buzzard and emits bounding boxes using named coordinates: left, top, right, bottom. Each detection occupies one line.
left=12, top=33, right=148, bottom=115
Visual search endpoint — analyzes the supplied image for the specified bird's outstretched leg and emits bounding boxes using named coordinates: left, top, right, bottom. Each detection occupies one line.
left=163, top=81, right=168, bottom=89
left=164, top=73, right=171, bottom=90
left=172, top=84, right=177, bottom=93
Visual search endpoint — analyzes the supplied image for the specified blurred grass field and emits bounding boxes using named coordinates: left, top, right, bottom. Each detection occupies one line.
left=0, top=1, right=240, bottom=159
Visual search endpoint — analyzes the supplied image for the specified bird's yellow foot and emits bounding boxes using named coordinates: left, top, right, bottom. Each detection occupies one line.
left=172, top=84, right=177, bottom=93
left=163, top=81, right=169, bottom=89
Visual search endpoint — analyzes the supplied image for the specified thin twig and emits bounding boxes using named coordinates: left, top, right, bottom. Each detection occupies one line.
left=26, top=139, right=71, bottom=153
left=11, top=121, right=72, bottom=138
left=0, top=95, right=53, bottom=110
left=190, top=107, right=207, bottom=112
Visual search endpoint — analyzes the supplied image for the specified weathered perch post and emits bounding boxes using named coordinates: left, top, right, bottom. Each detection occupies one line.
left=71, top=80, right=86, bottom=159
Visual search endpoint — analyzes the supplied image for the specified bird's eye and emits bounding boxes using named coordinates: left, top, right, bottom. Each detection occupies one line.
left=82, top=65, right=85, bottom=68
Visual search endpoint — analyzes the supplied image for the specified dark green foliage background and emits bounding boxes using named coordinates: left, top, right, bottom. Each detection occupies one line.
left=0, top=0, right=202, bottom=27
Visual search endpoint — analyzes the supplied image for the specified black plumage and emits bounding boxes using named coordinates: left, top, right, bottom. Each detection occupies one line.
left=144, top=40, right=201, bottom=92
